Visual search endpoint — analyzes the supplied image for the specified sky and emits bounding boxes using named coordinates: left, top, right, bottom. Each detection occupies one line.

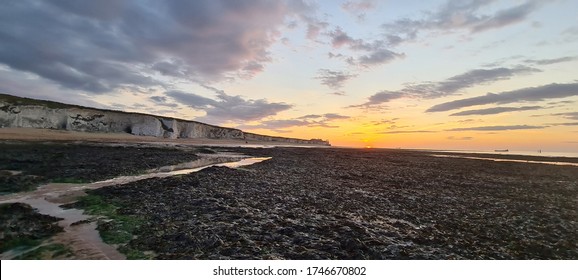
left=1, top=0, right=578, bottom=151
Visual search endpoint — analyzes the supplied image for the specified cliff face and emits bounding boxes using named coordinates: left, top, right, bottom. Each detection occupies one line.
left=0, top=94, right=330, bottom=146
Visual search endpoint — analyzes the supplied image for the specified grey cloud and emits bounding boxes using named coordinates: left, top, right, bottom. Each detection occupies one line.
left=471, top=1, right=538, bottom=32
left=242, top=113, right=348, bottom=130
left=206, top=94, right=292, bottom=122
left=167, top=91, right=217, bottom=109
left=383, top=0, right=542, bottom=46
left=167, top=90, right=291, bottom=123
left=402, top=66, right=540, bottom=98
left=149, top=95, right=179, bottom=108
left=150, top=96, right=167, bottom=103
left=360, top=91, right=404, bottom=106
left=353, top=66, right=535, bottom=107
left=342, top=0, right=376, bottom=15
left=357, top=50, right=405, bottom=67
left=323, top=113, right=349, bottom=120
left=329, top=28, right=357, bottom=48
left=152, top=61, right=189, bottom=78
left=447, top=136, right=474, bottom=140
left=297, top=113, right=349, bottom=120
left=0, top=68, right=108, bottom=109
left=371, top=118, right=400, bottom=125
left=381, top=130, right=436, bottom=134
left=552, top=112, right=578, bottom=120
left=305, top=19, right=329, bottom=40
left=524, top=56, right=577, bottom=65
left=457, top=119, right=481, bottom=123
left=447, top=125, right=547, bottom=131
left=327, top=28, right=404, bottom=67
left=434, top=66, right=539, bottom=96
left=427, top=82, right=578, bottom=112
left=450, top=106, right=543, bottom=116
left=240, top=118, right=337, bottom=130
left=0, top=0, right=310, bottom=94
left=247, top=119, right=309, bottom=130
left=329, top=91, right=347, bottom=96
left=298, top=114, right=323, bottom=119
left=315, top=69, right=357, bottom=90
left=547, top=100, right=575, bottom=106
left=548, top=122, right=578, bottom=126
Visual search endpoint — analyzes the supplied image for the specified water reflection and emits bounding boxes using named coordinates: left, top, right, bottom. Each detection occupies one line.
left=0, top=155, right=271, bottom=260
left=430, top=154, right=578, bottom=167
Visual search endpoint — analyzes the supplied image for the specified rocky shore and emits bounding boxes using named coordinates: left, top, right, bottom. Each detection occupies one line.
left=75, top=147, right=577, bottom=259
left=0, top=142, right=201, bottom=194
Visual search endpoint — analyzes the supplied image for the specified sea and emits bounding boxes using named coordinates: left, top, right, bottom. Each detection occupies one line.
left=433, top=149, right=578, bottom=158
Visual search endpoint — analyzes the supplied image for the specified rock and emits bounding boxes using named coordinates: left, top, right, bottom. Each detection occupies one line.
left=0, top=94, right=330, bottom=146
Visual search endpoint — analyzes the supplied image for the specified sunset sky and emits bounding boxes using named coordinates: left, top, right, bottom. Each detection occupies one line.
left=1, top=0, right=577, bottom=151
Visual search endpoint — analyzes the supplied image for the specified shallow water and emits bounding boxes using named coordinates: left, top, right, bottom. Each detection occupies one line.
left=0, top=154, right=271, bottom=260
left=433, top=149, right=578, bottom=158
left=430, top=154, right=578, bottom=167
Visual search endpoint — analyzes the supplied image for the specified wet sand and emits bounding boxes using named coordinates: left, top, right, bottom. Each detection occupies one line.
left=0, top=128, right=325, bottom=147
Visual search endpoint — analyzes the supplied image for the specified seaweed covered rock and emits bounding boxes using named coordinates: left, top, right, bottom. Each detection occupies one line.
left=0, top=203, right=63, bottom=252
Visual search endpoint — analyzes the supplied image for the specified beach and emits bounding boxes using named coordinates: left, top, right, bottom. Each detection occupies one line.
left=1, top=135, right=576, bottom=260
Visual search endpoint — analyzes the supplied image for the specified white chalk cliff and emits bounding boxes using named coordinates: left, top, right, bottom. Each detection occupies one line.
left=0, top=94, right=330, bottom=146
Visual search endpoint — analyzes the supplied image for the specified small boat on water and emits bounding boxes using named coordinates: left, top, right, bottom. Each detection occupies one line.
left=495, top=149, right=509, bottom=152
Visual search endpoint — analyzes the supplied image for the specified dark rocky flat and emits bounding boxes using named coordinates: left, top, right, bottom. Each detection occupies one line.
left=0, top=142, right=200, bottom=194
left=84, top=147, right=578, bottom=259
left=0, top=203, right=63, bottom=252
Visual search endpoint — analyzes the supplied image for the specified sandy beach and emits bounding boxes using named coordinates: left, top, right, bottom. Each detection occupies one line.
left=0, top=128, right=327, bottom=148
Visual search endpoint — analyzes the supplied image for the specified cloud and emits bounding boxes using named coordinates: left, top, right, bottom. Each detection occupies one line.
left=167, top=90, right=291, bottom=122
left=447, top=125, right=547, bottom=131
left=0, top=68, right=108, bottom=109
left=0, top=0, right=310, bottom=94
left=357, top=49, right=404, bottom=67
left=303, top=17, right=329, bottom=40
left=548, top=122, right=578, bottom=126
left=431, top=66, right=540, bottom=97
left=329, top=91, right=347, bottom=96
left=297, top=113, right=349, bottom=120
left=327, top=27, right=404, bottom=67
left=371, top=118, right=400, bottom=125
left=382, top=0, right=543, bottom=46
left=149, top=95, right=179, bottom=108
left=402, top=66, right=540, bottom=99
left=381, top=130, right=436, bottom=134
left=447, top=136, right=473, bottom=140
left=323, top=113, right=350, bottom=120
left=450, top=106, right=543, bottom=116
left=315, top=69, right=357, bottom=90
left=167, top=91, right=217, bottom=109
left=352, top=91, right=404, bottom=107
left=329, top=27, right=357, bottom=48
left=240, top=113, right=349, bottom=130
left=352, top=66, right=538, bottom=107
left=471, top=1, right=539, bottom=33
left=427, top=82, right=578, bottom=112
left=552, top=112, right=578, bottom=120
left=523, top=56, right=577, bottom=65
left=342, top=0, right=376, bottom=21
left=298, top=114, right=323, bottom=119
